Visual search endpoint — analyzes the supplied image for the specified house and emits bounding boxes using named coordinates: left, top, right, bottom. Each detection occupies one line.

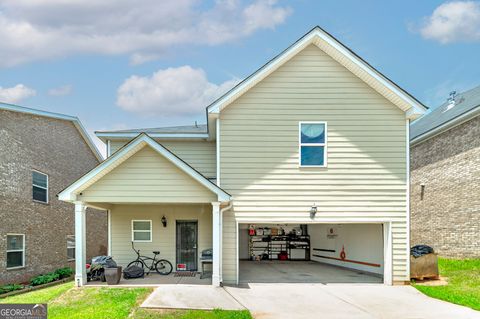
left=0, top=103, right=108, bottom=285
left=410, top=86, right=480, bottom=258
left=59, top=27, right=426, bottom=287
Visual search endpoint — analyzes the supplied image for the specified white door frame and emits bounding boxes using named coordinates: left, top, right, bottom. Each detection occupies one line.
left=235, top=220, right=394, bottom=285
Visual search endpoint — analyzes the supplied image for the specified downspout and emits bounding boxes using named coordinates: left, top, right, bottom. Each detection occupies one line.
left=219, top=200, right=233, bottom=284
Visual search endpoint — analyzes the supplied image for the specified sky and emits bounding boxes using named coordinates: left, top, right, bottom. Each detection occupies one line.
left=0, top=0, right=479, bottom=155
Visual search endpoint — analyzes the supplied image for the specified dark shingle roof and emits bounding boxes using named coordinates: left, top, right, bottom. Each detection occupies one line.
left=97, top=124, right=208, bottom=135
left=410, top=85, right=480, bottom=141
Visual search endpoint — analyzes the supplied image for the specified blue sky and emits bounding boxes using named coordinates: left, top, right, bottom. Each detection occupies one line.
left=0, top=0, right=479, bottom=153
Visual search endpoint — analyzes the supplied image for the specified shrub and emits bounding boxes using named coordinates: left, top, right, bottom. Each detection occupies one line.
left=0, top=284, right=23, bottom=294
left=55, top=267, right=74, bottom=279
left=30, top=272, right=60, bottom=286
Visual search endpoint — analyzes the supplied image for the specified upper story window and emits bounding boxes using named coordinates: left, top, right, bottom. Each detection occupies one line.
left=299, top=122, right=327, bottom=167
left=132, top=220, right=152, bottom=242
left=32, top=170, right=48, bottom=203
left=7, top=234, right=25, bottom=269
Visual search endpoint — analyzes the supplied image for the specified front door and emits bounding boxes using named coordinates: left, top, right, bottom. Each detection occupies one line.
left=176, top=221, right=198, bottom=271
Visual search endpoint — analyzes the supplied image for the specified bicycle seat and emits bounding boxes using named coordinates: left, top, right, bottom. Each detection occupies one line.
left=153, top=251, right=160, bottom=255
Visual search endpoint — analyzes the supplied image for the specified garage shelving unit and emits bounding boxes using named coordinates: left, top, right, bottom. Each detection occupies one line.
left=249, top=235, right=310, bottom=261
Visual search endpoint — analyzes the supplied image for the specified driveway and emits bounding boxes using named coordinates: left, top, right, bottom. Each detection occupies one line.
left=224, top=283, right=480, bottom=319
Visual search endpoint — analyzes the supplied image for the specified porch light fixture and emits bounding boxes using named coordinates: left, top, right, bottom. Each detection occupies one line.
left=161, top=215, right=167, bottom=228
left=310, top=204, right=317, bottom=219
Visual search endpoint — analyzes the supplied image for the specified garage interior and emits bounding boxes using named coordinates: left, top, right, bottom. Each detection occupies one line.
left=238, top=223, right=384, bottom=284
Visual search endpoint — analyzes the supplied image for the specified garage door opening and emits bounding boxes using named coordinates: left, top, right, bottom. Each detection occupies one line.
left=238, top=223, right=385, bottom=284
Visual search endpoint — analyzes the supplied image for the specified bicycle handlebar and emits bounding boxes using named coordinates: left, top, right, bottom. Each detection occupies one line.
left=131, top=241, right=140, bottom=255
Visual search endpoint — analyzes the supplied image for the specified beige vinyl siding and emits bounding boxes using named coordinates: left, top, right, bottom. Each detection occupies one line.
left=220, top=44, right=408, bottom=283
left=110, top=204, right=212, bottom=267
left=80, top=145, right=217, bottom=203
left=110, top=140, right=216, bottom=178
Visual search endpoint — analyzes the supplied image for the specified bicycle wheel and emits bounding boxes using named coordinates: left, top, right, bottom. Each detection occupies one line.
left=127, top=260, right=145, bottom=269
left=155, top=259, right=173, bottom=275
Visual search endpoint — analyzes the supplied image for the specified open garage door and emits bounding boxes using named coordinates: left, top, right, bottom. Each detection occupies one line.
left=238, top=223, right=386, bottom=284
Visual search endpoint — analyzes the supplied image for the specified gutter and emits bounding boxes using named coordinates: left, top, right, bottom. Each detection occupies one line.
left=219, top=200, right=233, bottom=284
left=411, top=106, right=480, bottom=146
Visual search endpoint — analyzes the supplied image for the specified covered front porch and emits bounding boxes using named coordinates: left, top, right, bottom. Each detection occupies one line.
left=59, top=134, right=231, bottom=287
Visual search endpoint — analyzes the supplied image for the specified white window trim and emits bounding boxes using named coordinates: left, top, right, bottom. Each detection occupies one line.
left=67, top=235, right=75, bottom=261
left=6, top=233, right=25, bottom=270
left=298, top=121, right=328, bottom=167
left=131, top=220, right=152, bottom=243
left=32, top=170, right=49, bottom=204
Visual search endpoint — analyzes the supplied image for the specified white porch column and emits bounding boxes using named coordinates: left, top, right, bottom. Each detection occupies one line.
left=211, top=202, right=221, bottom=287
left=74, top=202, right=87, bottom=287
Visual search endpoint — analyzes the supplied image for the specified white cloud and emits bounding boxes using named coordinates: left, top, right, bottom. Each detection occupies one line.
left=0, top=0, right=291, bottom=67
left=419, top=1, right=480, bottom=43
left=116, top=66, right=239, bottom=116
left=48, top=84, right=73, bottom=96
left=0, top=84, right=36, bottom=103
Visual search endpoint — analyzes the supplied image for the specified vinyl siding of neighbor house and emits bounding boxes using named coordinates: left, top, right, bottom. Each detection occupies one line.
left=110, top=140, right=216, bottom=179
left=109, top=204, right=212, bottom=267
left=219, top=44, right=408, bottom=284
left=79, top=145, right=217, bottom=203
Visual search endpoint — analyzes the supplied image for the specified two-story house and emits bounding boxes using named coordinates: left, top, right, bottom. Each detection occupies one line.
left=59, top=27, right=426, bottom=287
left=0, top=103, right=107, bottom=284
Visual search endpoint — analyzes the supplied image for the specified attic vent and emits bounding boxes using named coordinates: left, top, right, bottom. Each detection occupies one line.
left=444, top=91, right=460, bottom=112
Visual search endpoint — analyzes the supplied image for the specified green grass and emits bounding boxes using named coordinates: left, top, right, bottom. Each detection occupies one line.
left=1, top=282, right=73, bottom=304
left=413, top=258, right=480, bottom=311
left=0, top=282, right=252, bottom=319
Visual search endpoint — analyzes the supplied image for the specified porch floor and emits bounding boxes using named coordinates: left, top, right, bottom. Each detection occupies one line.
left=86, top=272, right=211, bottom=287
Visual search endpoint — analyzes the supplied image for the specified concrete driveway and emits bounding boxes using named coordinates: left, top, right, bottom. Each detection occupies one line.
left=224, top=283, right=480, bottom=319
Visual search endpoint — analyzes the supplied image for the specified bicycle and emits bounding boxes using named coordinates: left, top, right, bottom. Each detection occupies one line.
left=127, top=242, right=173, bottom=275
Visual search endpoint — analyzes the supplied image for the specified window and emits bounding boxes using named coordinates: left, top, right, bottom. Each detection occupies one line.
left=67, top=235, right=75, bottom=260
left=132, top=220, right=152, bottom=242
left=32, top=171, right=48, bottom=203
left=299, top=122, right=327, bottom=167
left=7, top=234, right=25, bottom=269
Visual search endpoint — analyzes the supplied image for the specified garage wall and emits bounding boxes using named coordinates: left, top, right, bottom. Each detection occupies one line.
left=309, top=224, right=384, bottom=275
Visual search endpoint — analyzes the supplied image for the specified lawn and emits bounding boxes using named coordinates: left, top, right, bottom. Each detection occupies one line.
left=0, top=282, right=252, bottom=319
left=413, top=258, right=480, bottom=311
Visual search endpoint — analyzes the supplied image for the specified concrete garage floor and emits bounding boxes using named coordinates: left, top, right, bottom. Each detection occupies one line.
left=239, top=260, right=383, bottom=284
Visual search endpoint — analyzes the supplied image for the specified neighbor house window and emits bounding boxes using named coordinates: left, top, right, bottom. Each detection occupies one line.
left=7, top=234, right=25, bottom=269
left=299, top=122, right=327, bottom=166
left=32, top=171, right=48, bottom=203
left=132, top=220, right=152, bottom=242
left=67, top=235, right=75, bottom=260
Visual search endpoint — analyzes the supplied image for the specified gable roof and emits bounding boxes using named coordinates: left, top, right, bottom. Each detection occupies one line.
left=207, top=26, right=427, bottom=119
left=0, top=102, right=103, bottom=161
left=95, top=124, right=208, bottom=142
left=58, top=133, right=231, bottom=202
left=411, top=85, right=480, bottom=145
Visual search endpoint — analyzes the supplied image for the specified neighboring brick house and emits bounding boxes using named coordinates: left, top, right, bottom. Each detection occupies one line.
left=0, top=103, right=108, bottom=285
left=410, top=86, right=480, bottom=258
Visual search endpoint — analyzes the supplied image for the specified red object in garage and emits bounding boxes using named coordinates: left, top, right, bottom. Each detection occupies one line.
left=340, top=246, right=346, bottom=260
left=278, top=251, right=288, bottom=260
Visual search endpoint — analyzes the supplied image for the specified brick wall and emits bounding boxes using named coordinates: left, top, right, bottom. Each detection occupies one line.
left=0, top=109, right=107, bottom=284
left=410, top=115, right=480, bottom=258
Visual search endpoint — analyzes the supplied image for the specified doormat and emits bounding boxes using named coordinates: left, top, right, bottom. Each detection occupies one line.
left=174, top=272, right=197, bottom=277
